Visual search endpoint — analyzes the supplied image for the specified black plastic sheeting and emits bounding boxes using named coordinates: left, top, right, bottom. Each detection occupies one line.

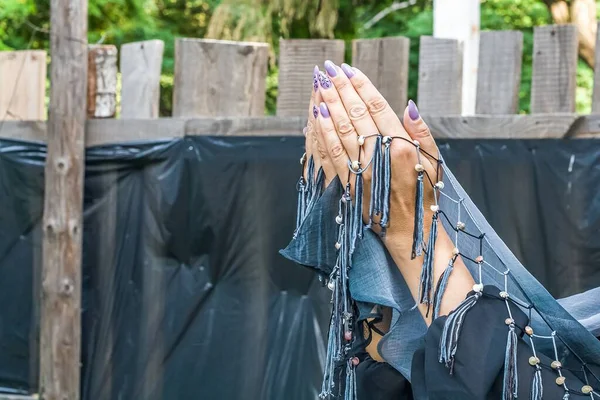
left=0, top=137, right=599, bottom=399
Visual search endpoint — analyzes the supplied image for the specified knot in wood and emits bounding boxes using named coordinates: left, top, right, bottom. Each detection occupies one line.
left=61, top=278, right=74, bottom=296
left=55, top=157, right=69, bottom=173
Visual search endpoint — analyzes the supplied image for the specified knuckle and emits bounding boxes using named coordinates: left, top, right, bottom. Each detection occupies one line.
left=337, top=119, right=355, bottom=137
left=324, top=94, right=339, bottom=106
left=412, top=124, right=431, bottom=138
left=306, top=120, right=314, bottom=132
left=390, top=141, right=414, bottom=160
left=330, top=144, right=346, bottom=160
left=352, top=76, right=368, bottom=91
left=367, top=96, right=389, bottom=115
left=348, top=104, right=368, bottom=120
left=333, top=78, right=351, bottom=92
left=317, top=144, right=329, bottom=159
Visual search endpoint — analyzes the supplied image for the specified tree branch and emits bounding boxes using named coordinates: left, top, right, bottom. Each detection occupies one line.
left=363, top=0, right=417, bottom=30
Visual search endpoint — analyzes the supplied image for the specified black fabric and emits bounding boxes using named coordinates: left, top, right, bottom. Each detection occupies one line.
left=1, top=138, right=600, bottom=398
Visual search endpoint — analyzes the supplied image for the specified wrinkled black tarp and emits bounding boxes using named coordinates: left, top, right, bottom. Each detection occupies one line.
left=0, top=138, right=599, bottom=399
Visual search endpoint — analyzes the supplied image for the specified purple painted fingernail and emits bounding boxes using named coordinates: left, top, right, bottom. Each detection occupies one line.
left=318, top=71, right=332, bottom=89
left=324, top=60, right=337, bottom=77
left=408, top=99, right=420, bottom=121
left=319, top=102, right=330, bottom=118
left=341, top=63, right=354, bottom=78
left=313, top=65, right=319, bottom=92
left=313, top=105, right=318, bottom=118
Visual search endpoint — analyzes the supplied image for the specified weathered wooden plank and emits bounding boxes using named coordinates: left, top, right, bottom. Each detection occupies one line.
left=41, top=1, right=87, bottom=400
left=276, top=39, right=345, bottom=116
left=592, top=22, right=600, bottom=113
left=352, top=37, right=410, bottom=114
left=87, top=119, right=186, bottom=146
left=0, top=395, right=39, bottom=400
left=185, top=116, right=305, bottom=137
left=531, top=24, right=578, bottom=113
left=120, top=40, right=164, bottom=118
left=173, top=38, right=269, bottom=117
left=0, top=50, right=46, bottom=120
left=417, top=37, right=463, bottom=115
left=476, top=31, right=523, bottom=114
left=87, top=45, right=117, bottom=118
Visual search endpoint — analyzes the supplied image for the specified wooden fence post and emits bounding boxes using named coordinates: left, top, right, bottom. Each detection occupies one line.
left=276, top=39, right=345, bottom=117
left=592, top=22, right=600, bottom=113
left=476, top=31, right=523, bottom=114
left=120, top=40, right=164, bottom=118
left=173, top=38, right=269, bottom=117
left=87, top=45, right=117, bottom=118
left=40, top=1, right=87, bottom=400
left=352, top=37, right=410, bottom=114
left=531, top=24, right=578, bottom=113
left=417, top=37, right=463, bottom=115
left=0, top=51, right=47, bottom=120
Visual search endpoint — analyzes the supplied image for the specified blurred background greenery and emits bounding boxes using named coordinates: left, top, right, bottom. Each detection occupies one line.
left=0, top=0, right=598, bottom=115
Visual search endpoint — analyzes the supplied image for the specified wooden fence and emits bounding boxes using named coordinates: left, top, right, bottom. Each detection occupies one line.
left=1, top=21, right=600, bottom=400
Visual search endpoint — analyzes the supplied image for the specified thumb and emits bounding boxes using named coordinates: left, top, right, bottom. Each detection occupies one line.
left=402, top=100, right=437, bottom=159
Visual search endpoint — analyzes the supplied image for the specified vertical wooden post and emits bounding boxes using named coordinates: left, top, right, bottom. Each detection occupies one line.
left=276, top=39, right=345, bottom=116
left=417, top=37, right=463, bottom=115
left=531, top=24, right=578, bottom=113
left=87, top=45, right=117, bottom=118
left=433, top=0, right=480, bottom=115
left=352, top=37, right=410, bottom=114
left=120, top=40, right=164, bottom=118
left=173, top=38, right=269, bottom=117
left=591, top=22, right=600, bottom=113
left=40, top=1, right=87, bottom=400
left=0, top=50, right=47, bottom=120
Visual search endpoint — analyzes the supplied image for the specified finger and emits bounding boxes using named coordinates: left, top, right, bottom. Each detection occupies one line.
left=342, top=64, right=411, bottom=142
left=402, top=100, right=437, bottom=158
left=325, top=61, right=379, bottom=178
left=306, top=66, right=321, bottom=177
left=317, top=101, right=350, bottom=186
left=318, top=65, right=360, bottom=167
left=312, top=84, right=336, bottom=185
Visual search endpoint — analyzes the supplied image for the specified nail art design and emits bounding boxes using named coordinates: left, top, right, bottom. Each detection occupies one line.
left=408, top=99, right=420, bottom=121
left=313, top=65, right=319, bottom=92
left=318, top=71, right=332, bottom=89
left=319, top=102, right=330, bottom=118
left=324, top=60, right=337, bottom=77
left=313, top=105, right=318, bottom=118
left=341, top=63, right=355, bottom=78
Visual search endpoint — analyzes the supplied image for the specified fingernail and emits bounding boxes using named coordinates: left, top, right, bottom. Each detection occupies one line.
left=408, top=99, right=420, bottom=121
left=341, top=63, right=354, bottom=78
left=324, top=60, right=338, bottom=77
left=318, top=71, right=332, bottom=89
left=313, top=105, right=318, bottom=118
left=319, top=102, right=330, bottom=118
left=313, top=65, right=319, bottom=92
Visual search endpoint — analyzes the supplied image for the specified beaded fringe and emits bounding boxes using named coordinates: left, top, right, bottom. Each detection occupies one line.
left=412, top=171, right=424, bottom=259
left=531, top=367, right=543, bottom=400
left=344, top=362, right=357, bottom=400
left=368, top=135, right=382, bottom=228
left=502, top=325, right=519, bottom=400
left=432, top=257, right=454, bottom=320
left=419, top=213, right=438, bottom=309
left=380, top=139, right=392, bottom=236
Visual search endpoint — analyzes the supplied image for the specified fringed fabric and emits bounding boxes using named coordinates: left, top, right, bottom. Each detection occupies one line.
left=344, top=361, right=357, bottom=400
left=419, top=213, right=438, bottom=309
left=412, top=171, right=424, bottom=259
left=502, top=325, right=519, bottom=400
left=432, top=257, right=455, bottom=320
left=379, top=139, right=392, bottom=236
left=530, top=367, right=543, bottom=400
left=368, top=135, right=382, bottom=228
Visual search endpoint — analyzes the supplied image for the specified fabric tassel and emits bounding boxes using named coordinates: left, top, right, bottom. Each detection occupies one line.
left=502, top=325, right=519, bottom=400
left=432, top=256, right=454, bottom=319
left=350, top=172, right=364, bottom=255
left=419, top=213, right=438, bottom=308
left=293, top=177, right=306, bottom=238
left=368, top=136, right=383, bottom=228
left=306, top=167, right=325, bottom=215
left=379, top=140, right=392, bottom=236
left=439, top=293, right=481, bottom=373
left=412, top=172, right=425, bottom=259
left=530, top=367, right=543, bottom=400
left=344, top=362, right=357, bottom=400
left=562, top=390, right=570, bottom=399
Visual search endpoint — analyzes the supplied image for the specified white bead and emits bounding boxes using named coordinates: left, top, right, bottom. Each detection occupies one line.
left=382, top=136, right=391, bottom=144
left=335, top=215, right=343, bottom=224
left=452, top=247, right=460, bottom=255
left=351, top=160, right=360, bottom=171
left=300, top=153, right=306, bottom=164
left=357, top=136, right=365, bottom=146
left=472, top=283, right=484, bottom=293
left=456, top=221, right=466, bottom=230
left=430, top=205, right=439, bottom=212
left=335, top=242, right=341, bottom=250
left=435, top=181, right=445, bottom=190
left=327, top=280, right=335, bottom=291
left=415, top=164, right=424, bottom=172
left=499, top=291, right=509, bottom=299
left=413, top=139, right=420, bottom=147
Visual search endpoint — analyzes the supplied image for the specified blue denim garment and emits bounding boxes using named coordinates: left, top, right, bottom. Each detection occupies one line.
left=281, top=162, right=600, bottom=381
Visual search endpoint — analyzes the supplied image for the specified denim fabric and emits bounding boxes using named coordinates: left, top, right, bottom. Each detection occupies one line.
left=281, top=163, right=600, bottom=381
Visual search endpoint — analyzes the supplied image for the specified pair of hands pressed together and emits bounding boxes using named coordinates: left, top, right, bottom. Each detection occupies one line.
left=303, top=61, right=474, bottom=331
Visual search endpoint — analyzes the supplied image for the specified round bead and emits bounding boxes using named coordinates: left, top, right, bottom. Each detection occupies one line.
left=472, top=283, right=484, bottom=293
left=430, top=204, right=439, bottom=212
left=300, top=153, right=306, bottom=165
left=528, top=356, right=540, bottom=366
left=457, top=221, right=466, bottom=230
left=344, top=331, right=353, bottom=341
left=327, top=280, right=335, bottom=291
left=452, top=247, right=460, bottom=256
left=499, top=291, right=509, bottom=299
left=335, top=215, right=343, bottom=224
left=551, top=361, right=562, bottom=369
left=505, top=318, right=514, bottom=325
left=335, top=242, right=341, bottom=250
left=351, top=357, right=360, bottom=366
left=555, top=376, right=566, bottom=386
left=435, top=181, right=445, bottom=190
left=358, top=136, right=365, bottom=146
left=582, top=385, right=593, bottom=394
left=341, top=195, right=347, bottom=203
left=351, top=160, right=360, bottom=171
left=415, top=163, right=425, bottom=172
left=413, top=139, right=420, bottom=147
left=525, top=326, right=534, bottom=336
left=382, top=136, right=391, bottom=144
left=475, top=255, right=484, bottom=263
